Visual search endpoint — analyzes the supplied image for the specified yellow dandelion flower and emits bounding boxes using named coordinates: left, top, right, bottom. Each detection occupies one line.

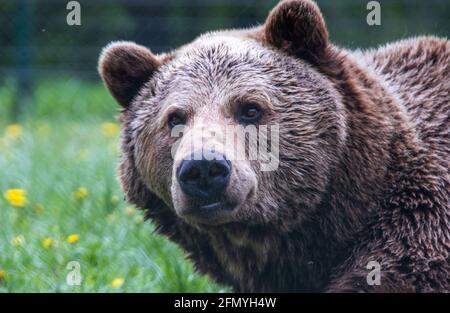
left=33, top=203, right=44, bottom=214
left=67, top=234, right=79, bottom=244
left=125, top=207, right=135, bottom=216
left=101, top=122, right=119, bottom=137
left=0, top=270, right=6, bottom=280
left=111, top=278, right=124, bottom=288
left=42, top=237, right=56, bottom=248
left=73, top=187, right=88, bottom=200
left=106, top=213, right=116, bottom=225
left=10, top=235, right=25, bottom=247
left=4, top=189, right=28, bottom=207
left=5, top=124, right=23, bottom=140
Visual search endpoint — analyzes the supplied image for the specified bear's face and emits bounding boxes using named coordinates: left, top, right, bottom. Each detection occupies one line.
left=99, top=0, right=346, bottom=230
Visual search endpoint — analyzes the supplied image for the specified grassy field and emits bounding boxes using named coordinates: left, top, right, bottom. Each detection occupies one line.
left=0, top=79, right=225, bottom=292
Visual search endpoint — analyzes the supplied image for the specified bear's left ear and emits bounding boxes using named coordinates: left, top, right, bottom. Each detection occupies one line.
left=98, top=41, right=162, bottom=108
left=264, top=0, right=329, bottom=61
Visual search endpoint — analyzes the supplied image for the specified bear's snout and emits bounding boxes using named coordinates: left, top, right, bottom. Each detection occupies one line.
left=169, top=121, right=258, bottom=226
left=172, top=150, right=239, bottom=225
left=177, top=151, right=231, bottom=201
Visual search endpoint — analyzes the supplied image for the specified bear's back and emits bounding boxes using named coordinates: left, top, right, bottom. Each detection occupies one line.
left=361, top=37, right=450, bottom=166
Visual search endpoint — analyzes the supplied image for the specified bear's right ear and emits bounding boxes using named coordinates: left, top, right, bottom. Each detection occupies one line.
left=264, top=0, right=329, bottom=61
left=98, top=41, right=161, bottom=107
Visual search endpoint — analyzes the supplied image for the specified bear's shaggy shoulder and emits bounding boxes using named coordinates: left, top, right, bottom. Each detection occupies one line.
left=328, top=36, right=450, bottom=292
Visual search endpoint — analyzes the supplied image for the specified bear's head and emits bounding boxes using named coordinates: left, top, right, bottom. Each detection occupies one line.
left=99, top=0, right=347, bottom=231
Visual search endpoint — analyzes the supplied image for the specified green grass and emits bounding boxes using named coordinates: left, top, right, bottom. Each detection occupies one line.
left=0, top=79, right=226, bottom=292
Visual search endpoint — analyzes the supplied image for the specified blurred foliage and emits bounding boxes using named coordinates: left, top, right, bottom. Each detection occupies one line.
left=0, top=0, right=448, bottom=77
left=317, top=0, right=450, bottom=48
left=0, top=79, right=115, bottom=124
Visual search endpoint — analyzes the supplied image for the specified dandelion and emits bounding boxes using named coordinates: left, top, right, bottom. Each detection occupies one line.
left=42, top=237, right=56, bottom=248
left=73, top=187, right=88, bottom=200
left=125, top=207, right=135, bottom=216
left=10, top=235, right=25, bottom=247
left=33, top=204, right=44, bottom=214
left=67, top=234, right=79, bottom=244
left=0, top=270, right=5, bottom=280
left=4, top=124, right=23, bottom=140
left=111, top=278, right=124, bottom=288
left=4, top=189, right=28, bottom=207
left=101, top=122, right=119, bottom=137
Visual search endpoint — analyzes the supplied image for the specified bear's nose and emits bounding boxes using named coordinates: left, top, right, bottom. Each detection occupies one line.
left=177, top=151, right=231, bottom=200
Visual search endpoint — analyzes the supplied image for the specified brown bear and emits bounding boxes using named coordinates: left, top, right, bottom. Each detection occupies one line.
left=98, top=0, right=450, bottom=292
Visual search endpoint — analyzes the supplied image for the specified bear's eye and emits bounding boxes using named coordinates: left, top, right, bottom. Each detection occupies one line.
left=238, top=103, right=262, bottom=124
left=168, top=112, right=186, bottom=129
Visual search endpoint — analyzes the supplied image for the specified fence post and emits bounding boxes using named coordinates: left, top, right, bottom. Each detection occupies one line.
left=13, top=0, right=34, bottom=120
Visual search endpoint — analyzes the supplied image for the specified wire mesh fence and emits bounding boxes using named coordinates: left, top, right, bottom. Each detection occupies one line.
left=1, top=0, right=449, bottom=121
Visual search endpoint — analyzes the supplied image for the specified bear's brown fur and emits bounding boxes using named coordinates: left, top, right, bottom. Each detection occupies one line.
left=98, top=0, right=450, bottom=292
